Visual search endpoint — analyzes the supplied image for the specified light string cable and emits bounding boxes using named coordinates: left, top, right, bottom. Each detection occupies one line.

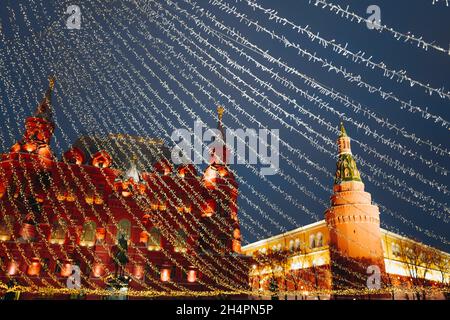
left=308, top=0, right=450, bottom=56
left=2, top=0, right=292, bottom=296
left=160, top=0, right=445, bottom=221
left=245, top=0, right=450, bottom=100
left=431, top=0, right=449, bottom=6
left=76, top=0, right=366, bottom=292
left=63, top=1, right=284, bottom=288
left=13, top=1, right=193, bottom=296
left=239, top=0, right=450, bottom=155
left=87, top=0, right=362, bottom=292
left=207, top=0, right=450, bottom=132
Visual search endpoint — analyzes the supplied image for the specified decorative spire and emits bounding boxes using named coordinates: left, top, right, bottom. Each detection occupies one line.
left=210, top=105, right=228, bottom=165
left=334, top=122, right=361, bottom=185
left=35, top=75, right=55, bottom=121
left=217, top=105, right=224, bottom=123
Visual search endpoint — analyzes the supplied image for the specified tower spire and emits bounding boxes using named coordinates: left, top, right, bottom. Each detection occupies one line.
left=334, top=121, right=361, bottom=185
left=210, top=105, right=228, bottom=164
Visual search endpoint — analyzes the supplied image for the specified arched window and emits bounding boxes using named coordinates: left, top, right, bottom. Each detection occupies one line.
left=289, top=240, right=294, bottom=252
left=50, top=219, right=66, bottom=244
left=80, top=221, right=96, bottom=246
left=174, top=229, right=187, bottom=253
left=294, top=239, right=301, bottom=251
left=148, top=227, right=161, bottom=251
left=316, top=232, right=323, bottom=247
left=0, top=215, right=14, bottom=241
left=218, top=233, right=229, bottom=252
left=117, top=219, right=131, bottom=243
left=309, top=234, right=316, bottom=249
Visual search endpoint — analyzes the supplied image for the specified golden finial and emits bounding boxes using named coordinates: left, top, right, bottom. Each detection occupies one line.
left=217, top=105, right=224, bottom=122
left=48, top=75, right=55, bottom=91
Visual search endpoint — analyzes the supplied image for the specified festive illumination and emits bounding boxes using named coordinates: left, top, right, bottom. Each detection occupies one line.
left=0, top=0, right=448, bottom=300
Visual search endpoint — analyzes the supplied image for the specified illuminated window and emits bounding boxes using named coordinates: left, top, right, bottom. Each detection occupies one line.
left=80, top=221, right=96, bottom=247
left=391, top=243, right=401, bottom=257
left=309, top=234, right=316, bottom=249
left=148, top=227, right=162, bottom=251
left=289, top=240, right=295, bottom=252
left=316, top=232, right=323, bottom=247
left=117, top=219, right=131, bottom=243
left=174, top=229, right=187, bottom=253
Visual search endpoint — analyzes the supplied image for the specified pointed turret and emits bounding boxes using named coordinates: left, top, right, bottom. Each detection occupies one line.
left=34, top=76, right=55, bottom=122
left=325, top=121, right=385, bottom=291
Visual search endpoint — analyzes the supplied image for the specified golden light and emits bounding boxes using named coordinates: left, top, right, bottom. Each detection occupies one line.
left=161, top=268, right=171, bottom=282
left=187, top=269, right=197, bottom=283
left=66, top=193, right=75, bottom=202
left=24, top=142, right=37, bottom=152
left=134, top=265, right=144, bottom=280
left=139, top=231, right=148, bottom=244
left=56, top=192, right=66, bottom=201
left=96, top=228, right=106, bottom=242
left=61, top=263, right=73, bottom=277
left=94, top=197, right=103, bottom=205
left=148, top=245, right=161, bottom=251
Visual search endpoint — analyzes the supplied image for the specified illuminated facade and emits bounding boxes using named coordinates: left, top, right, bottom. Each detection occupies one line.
left=243, top=124, right=449, bottom=299
left=0, top=78, right=250, bottom=298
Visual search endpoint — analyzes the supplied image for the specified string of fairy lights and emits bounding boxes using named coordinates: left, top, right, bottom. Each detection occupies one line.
left=0, top=0, right=448, bottom=297
left=0, top=0, right=442, bottom=296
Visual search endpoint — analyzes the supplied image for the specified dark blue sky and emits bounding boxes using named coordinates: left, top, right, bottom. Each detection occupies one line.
left=0, top=0, right=449, bottom=251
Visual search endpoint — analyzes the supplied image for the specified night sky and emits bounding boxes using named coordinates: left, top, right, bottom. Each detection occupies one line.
left=0, top=0, right=449, bottom=252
